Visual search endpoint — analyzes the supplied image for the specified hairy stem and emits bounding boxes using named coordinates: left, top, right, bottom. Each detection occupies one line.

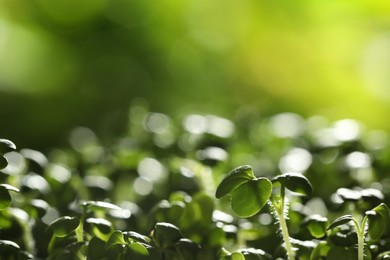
left=353, top=217, right=367, bottom=260
left=272, top=188, right=295, bottom=260
left=278, top=208, right=295, bottom=260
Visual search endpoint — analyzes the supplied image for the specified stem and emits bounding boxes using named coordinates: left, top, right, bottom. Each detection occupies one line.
left=272, top=187, right=295, bottom=260
left=278, top=208, right=295, bottom=260
left=353, top=217, right=367, bottom=260
left=75, top=206, right=87, bottom=242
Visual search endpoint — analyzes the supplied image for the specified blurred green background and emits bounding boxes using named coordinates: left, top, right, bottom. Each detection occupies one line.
left=1, top=0, right=390, bottom=150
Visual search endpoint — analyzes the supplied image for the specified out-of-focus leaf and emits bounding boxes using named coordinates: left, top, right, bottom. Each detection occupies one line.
left=82, top=201, right=122, bottom=212
left=0, top=139, right=16, bottom=154
left=367, top=203, right=390, bottom=240
left=87, top=237, right=106, bottom=260
left=124, top=231, right=150, bottom=244
left=0, top=156, right=8, bottom=169
left=175, top=238, right=201, bottom=260
left=376, top=251, right=390, bottom=259
left=0, top=240, right=20, bottom=250
left=128, top=241, right=149, bottom=255
left=152, top=222, right=182, bottom=248
left=310, top=241, right=330, bottom=260
left=48, top=216, right=80, bottom=238
left=106, top=230, right=126, bottom=250
left=303, top=215, right=329, bottom=238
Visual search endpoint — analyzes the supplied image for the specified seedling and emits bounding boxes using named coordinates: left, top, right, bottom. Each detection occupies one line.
left=216, top=165, right=312, bottom=260
left=327, top=203, right=390, bottom=260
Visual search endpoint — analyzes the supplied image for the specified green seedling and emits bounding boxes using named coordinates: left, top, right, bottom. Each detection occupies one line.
left=327, top=203, right=390, bottom=260
left=216, top=165, right=312, bottom=260
left=76, top=200, right=122, bottom=242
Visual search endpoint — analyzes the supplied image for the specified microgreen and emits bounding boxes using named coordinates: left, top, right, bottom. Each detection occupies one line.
left=327, top=203, right=390, bottom=260
left=1, top=112, right=390, bottom=259
left=216, top=165, right=313, bottom=260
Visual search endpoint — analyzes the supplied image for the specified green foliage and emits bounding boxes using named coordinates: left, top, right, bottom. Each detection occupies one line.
left=1, top=110, right=390, bottom=259
left=230, top=178, right=272, bottom=218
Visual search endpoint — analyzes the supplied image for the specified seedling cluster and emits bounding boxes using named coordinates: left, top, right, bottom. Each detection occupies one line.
left=0, top=109, right=390, bottom=259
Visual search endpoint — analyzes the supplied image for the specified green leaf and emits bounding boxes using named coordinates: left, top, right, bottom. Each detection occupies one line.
left=82, top=200, right=122, bottom=212
left=128, top=241, right=149, bottom=255
left=231, top=178, right=272, bottom=218
left=189, top=192, right=214, bottom=227
left=216, top=165, right=255, bottom=198
left=152, top=222, right=182, bottom=248
left=327, top=215, right=353, bottom=230
left=327, top=247, right=350, bottom=260
left=376, top=251, right=390, bottom=259
left=367, top=203, right=390, bottom=240
left=106, top=230, right=126, bottom=250
left=0, top=139, right=16, bottom=155
left=48, top=216, right=80, bottom=237
left=124, top=231, right=150, bottom=244
left=304, top=215, right=329, bottom=238
left=272, top=172, right=312, bottom=196
left=0, top=187, right=12, bottom=210
left=237, top=248, right=272, bottom=259
left=310, top=241, right=330, bottom=260
left=86, top=217, right=112, bottom=240
left=175, top=238, right=201, bottom=260
left=0, top=184, right=19, bottom=210
left=229, top=252, right=245, bottom=260
left=0, top=239, right=20, bottom=250
left=87, top=237, right=106, bottom=260
left=327, top=246, right=371, bottom=260
left=0, top=184, right=19, bottom=193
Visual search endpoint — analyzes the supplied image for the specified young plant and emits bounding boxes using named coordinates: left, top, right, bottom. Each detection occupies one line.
left=216, top=165, right=312, bottom=260
left=327, top=203, right=390, bottom=260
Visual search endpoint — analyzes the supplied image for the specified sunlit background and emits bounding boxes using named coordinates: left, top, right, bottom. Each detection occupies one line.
left=1, top=0, right=390, bottom=149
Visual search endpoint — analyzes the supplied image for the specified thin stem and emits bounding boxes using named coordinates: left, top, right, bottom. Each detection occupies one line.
left=278, top=208, right=295, bottom=260
left=272, top=187, right=295, bottom=260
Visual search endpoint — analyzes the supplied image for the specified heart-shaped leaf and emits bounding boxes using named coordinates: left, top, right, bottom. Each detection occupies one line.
left=327, top=215, right=353, bottom=230
left=231, top=178, right=272, bottom=218
left=216, top=165, right=255, bottom=198
left=367, top=203, right=390, bottom=240
left=272, top=173, right=312, bottom=196
left=48, top=216, right=80, bottom=238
